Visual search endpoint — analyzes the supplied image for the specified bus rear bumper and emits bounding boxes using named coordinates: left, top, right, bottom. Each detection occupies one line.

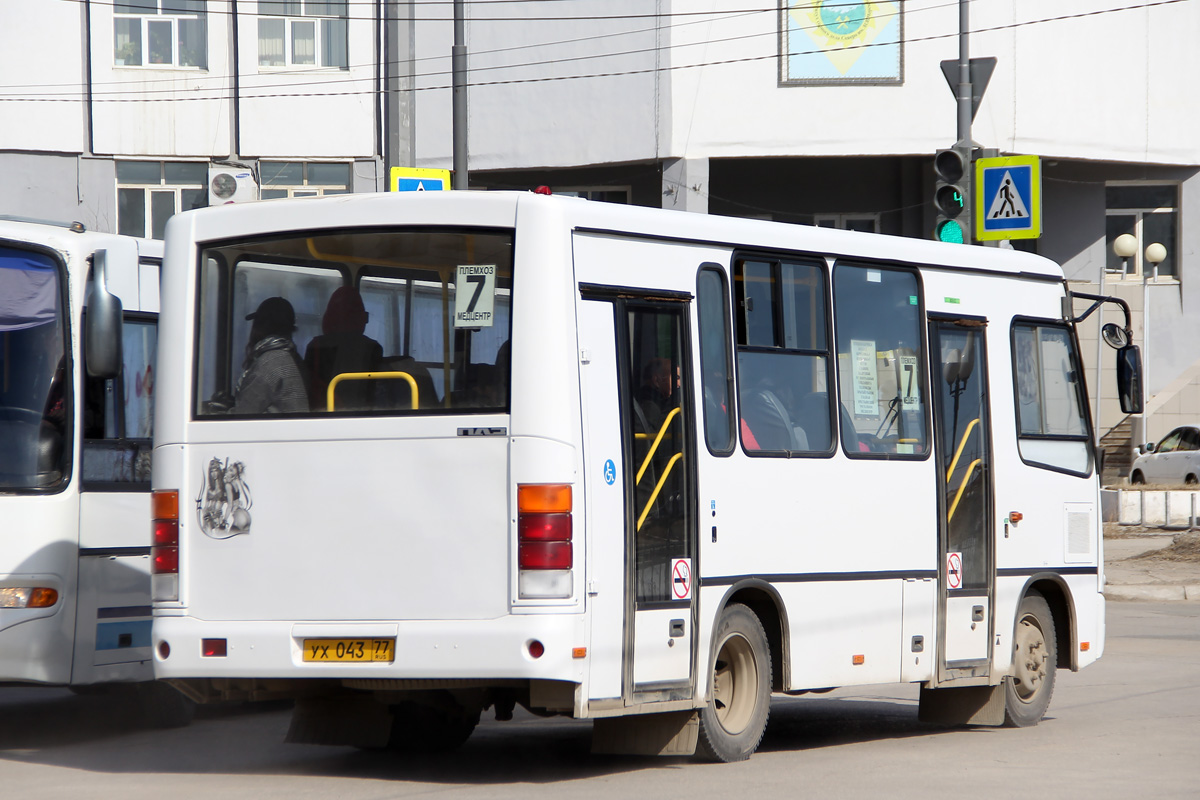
left=152, top=614, right=588, bottom=685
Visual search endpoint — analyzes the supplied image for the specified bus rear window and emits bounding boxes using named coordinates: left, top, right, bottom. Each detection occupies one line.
left=194, top=228, right=514, bottom=418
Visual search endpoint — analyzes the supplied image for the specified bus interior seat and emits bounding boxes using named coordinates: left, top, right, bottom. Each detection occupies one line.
left=377, top=355, right=437, bottom=410
left=743, top=387, right=805, bottom=451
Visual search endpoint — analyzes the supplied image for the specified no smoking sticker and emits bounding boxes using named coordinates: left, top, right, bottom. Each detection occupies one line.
left=671, top=558, right=692, bottom=601
left=947, top=552, right=963, bottom=590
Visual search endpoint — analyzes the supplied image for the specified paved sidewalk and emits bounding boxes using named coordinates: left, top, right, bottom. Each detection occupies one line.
left=1104, top=531, right=1200, bottom=602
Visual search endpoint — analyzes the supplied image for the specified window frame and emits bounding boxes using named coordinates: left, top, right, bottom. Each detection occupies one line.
left=732, top=251, right=835, bottom=458
left=1105, top=182, right=1180, bottom=282
left=1009, top=316, right=1095, bottom=478
left=116, top=160, right=208, bottom=240
left=831, top=260, right=930, bottom=461
left=259, top=161, right=352, bottom=200
left=192, top=226, right=516, bottom=421
left=696, top=262, right=736, bottom=456
left=257, top=0, right=349, bottom=70
left=113, top=0, right=207, bottom=70
left=81, top=310, right=159, bottom=492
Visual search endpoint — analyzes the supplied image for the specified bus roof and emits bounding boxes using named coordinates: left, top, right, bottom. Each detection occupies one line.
left=171, top=191, right=1063, bottom=281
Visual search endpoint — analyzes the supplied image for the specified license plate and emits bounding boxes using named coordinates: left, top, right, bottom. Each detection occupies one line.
left=303, top=638, right=395, bottom=663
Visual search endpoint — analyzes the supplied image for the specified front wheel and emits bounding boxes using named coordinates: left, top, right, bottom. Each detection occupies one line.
left=1130, top=470, right=1145, bottom=485
left=1003, top=591, right=1056, bottom=727
left=696, top=603, right=772, bottom=762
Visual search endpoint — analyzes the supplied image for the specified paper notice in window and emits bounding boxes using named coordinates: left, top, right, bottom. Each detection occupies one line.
left=851, top=339, right=878, bottom=417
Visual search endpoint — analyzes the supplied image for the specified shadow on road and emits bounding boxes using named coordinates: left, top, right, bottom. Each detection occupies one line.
left=0, top=687, right=981, bottom=784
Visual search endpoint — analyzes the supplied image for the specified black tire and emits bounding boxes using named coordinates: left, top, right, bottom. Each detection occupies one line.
left=696, top=603, right=772, bottom=762
left=1003, top=591, right=1056, bottom=728
left=1186, top=474, right=1198, bottom=486
left=386, top=691, right=479, bottom=754
left=1130, top=470, right=1145, bottom=485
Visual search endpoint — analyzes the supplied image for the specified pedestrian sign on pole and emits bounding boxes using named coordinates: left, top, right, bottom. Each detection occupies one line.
left=975, top=155, right=1041, bottom=240
left=389, top=167, right=451, bottom=192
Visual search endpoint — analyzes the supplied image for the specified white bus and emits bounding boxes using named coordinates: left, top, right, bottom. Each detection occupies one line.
left=0, top=217, right=192, bottom=726
left=150, top=192, right=1140, bottom=760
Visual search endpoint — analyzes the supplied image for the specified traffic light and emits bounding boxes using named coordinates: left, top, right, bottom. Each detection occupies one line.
left=933, top=147, right=972, bottom=244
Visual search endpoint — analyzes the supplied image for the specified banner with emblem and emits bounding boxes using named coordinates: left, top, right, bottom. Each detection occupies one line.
left=781, top=2, right=903, bottom=85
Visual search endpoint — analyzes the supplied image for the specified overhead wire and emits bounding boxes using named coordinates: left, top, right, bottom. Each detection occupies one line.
left=1, top=0, right=1189, bottom=103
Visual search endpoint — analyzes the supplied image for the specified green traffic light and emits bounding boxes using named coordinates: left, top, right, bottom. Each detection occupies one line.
left=935, top=219, right=965, bottom=244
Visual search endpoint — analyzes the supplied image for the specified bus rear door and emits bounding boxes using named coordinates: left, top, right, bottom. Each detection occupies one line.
left=579, top=288, right=697, bottom=705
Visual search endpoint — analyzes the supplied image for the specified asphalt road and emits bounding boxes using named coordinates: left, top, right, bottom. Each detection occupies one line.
left=1, top=602, right=1197, bottom=799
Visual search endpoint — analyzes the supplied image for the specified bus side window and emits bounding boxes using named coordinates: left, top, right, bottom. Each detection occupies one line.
left=732, top=257, right=832, bottom=455
left=82, top=316, right=157, bottom=488
left=832, top=265, right=927, bottom=457
left=697, top=266, right=735, bottom=454
left=1012, top=322, right=1090, bottom=475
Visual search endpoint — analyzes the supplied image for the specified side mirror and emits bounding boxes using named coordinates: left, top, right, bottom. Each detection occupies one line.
left=1116, top=344, right=1143, bottom=415
left=85, top=250, right=124, bottom=379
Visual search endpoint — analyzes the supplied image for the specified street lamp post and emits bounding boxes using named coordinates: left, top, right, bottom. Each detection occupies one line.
left=1106, top=235, right=1137, bottom=440
left=1140, top=241, right=1168, bottom=448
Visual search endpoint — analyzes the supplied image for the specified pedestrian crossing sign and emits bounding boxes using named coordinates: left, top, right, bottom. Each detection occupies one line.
left=975, top=155, right=1041, bottom=240
left=389, top=167, right=451, bottom=192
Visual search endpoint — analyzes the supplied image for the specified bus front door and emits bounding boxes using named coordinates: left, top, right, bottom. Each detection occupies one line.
left=578, top=290, right=696, bottom=705
left=930, top=318, right=995, bottom=681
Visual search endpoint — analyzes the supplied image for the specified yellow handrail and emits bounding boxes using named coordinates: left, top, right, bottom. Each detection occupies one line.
left=945, top=417, right=981, bottom=483
left=637, top=452, right=684, bottom=532
left=327, top=371, right=418, bottom=412
left=948, top=458, right=982, bottom=521
left=635, top=407, right=681, bottom=485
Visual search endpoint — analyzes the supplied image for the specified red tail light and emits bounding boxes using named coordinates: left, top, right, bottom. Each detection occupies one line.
left=152, top=490, right=180, bottom=576
left=153, top=547, right=179, bottom=574
left=517, top=484, right=573, bottom=599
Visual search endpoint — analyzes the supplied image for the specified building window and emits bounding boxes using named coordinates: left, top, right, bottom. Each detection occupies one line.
left=258, top=1, right=348, bottom=69
left=816, top=215, right=879, bottom=233
left=114, top=1, right=207, bottom=69
left=117, top=161, right=208, bottom=240
left=260, top=162, right=351, bottom=199
left=555, top=188, right=630, bottom=204
left=1105, top=184, right=1178, bottom=280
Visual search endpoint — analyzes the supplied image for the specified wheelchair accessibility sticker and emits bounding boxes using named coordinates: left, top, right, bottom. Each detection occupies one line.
left=603, top=458, right=616, bottom=485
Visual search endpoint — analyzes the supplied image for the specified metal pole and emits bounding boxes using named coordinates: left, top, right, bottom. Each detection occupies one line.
left=956, top=0, right=971, bottom=147
left=452, top=0, right=468, bottom=189
left=1094, top=261, right=1105, bottom=433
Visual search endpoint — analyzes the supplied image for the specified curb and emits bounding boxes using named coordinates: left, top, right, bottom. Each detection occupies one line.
left=1104, top=584, right=1200, bottom=602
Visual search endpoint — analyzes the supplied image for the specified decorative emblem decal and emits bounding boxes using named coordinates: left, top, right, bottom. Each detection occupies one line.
left=196, top=457, right=253, bottom=539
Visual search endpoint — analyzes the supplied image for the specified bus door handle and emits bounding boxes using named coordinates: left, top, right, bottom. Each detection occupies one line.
left=972, top=606, right=985, bottom=622
left=669, top=619, right=685, bottom=638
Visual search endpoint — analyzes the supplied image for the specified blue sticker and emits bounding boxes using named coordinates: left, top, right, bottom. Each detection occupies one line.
left=603, top=459, right=616, bottom=485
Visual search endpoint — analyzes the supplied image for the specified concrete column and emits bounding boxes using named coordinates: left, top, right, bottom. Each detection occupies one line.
left=661, top=157, right=709, bottom=214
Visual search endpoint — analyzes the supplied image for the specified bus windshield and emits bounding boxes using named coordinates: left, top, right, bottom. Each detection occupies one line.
left=195, top=228, right=514, bottom=418
left=0, top=245, right=68, bottom=489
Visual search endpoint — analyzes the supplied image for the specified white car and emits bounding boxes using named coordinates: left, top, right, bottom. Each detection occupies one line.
left=1129, top=425, right=1200, bottom=485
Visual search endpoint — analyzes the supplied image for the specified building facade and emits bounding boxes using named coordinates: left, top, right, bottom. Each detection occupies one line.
left=3, top=1, right=1198, bottom=474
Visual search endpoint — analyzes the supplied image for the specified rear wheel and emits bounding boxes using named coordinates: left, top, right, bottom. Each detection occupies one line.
left=1130, top=470, right=1145, bottom=485
left=1003, top=591, right=1056, bottom=727
left=1186, top=474, right=1198, bottom=485
left=696, top=603, right=771, bottom=762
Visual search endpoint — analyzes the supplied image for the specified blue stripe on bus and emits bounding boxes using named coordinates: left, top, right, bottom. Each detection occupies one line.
left=95, top=620, right=152, bottom=650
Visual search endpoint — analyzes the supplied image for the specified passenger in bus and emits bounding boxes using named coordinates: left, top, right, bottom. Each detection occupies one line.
left=636, top=357, right=679, bottom=436
left=304, top=286, right=382, bottom=412
left=231, top=296, right=311, bottom=415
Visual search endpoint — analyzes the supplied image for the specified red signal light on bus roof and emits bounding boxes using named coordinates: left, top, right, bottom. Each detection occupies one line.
left=533, top=185, right=552, bottom=195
